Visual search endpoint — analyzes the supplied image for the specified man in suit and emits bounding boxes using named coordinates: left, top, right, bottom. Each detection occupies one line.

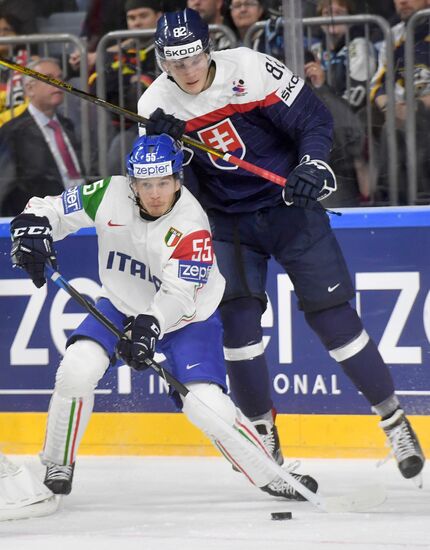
left=0, top=57, right=85, bottom=216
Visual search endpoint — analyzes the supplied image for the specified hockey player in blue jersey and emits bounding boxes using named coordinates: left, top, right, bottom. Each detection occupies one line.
left=137, top=8, right=425, bottom=484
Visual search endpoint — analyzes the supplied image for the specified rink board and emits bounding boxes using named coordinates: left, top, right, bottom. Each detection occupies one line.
left=0, top=206, right=429, bottom=456
left=1, top=411, right=429, bottom=458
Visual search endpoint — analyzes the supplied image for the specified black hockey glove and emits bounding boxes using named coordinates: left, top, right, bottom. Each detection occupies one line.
left=145, top=108, right=186, bottom=141
left=116, top=314, right=161, bottom=371
left=283, top=156, right=337, bottom=209
left=10, top=213, right=57, bottom=288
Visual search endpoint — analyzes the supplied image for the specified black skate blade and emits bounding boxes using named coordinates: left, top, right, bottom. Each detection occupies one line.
left=410, top=473, right=423, bottom=489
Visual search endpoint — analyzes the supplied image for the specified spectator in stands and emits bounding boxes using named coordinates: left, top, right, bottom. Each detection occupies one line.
left=0, top=58, right=85, bottom=216
left=370, top=0, right=430, bottom=203
left=0, top=1, right=78, bottom=35
left=91, top=0, right=164, bottom=174
left=262, top=2, right=319, bottom=63
left=187, top=0, right=234, bottom=49
left=91, top=0, right=162, bottom=93
left=301, top=0, right=397, bottom=19
left=304, top=50, right=371, bottom=205
left=340, top=1, right=398, bottom=45
left=68, top=0, right=127, bottom=75
left=90, top=0, right=162, bottom=144
left=310, top=0, right=377, bottom=112
left=125, top=0, right=163, bottom=32
left=224, top=0, right=268, bottom=47
left=0, top=11, right=20, bottom=58
left=0, top=0, right=38, bottom=34
left=187, top=0, right=224, bottom=24
left=0, top=12, right=33, bottom=125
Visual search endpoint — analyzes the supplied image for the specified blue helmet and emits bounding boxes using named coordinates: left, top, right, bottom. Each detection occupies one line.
left=155, top=8, right=211, bottom=63
left=126, top=134, right=184, bottom=179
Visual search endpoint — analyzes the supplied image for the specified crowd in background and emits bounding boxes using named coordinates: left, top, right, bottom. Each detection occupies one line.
left=0, top=0, right=429, bottom=214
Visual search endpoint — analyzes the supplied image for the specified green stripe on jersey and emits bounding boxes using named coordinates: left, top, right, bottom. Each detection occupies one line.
left=81, top=177, right=112, bottom=220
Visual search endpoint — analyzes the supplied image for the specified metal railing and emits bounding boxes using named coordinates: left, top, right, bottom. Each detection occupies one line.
left=405, top=8, right=430, bottom=204
left=3, top=16, right=428, bottom=206
left=244, top=14, right=398, bottom=205
left=96, top=28, right=158, bottom=177
left=0, top=34, right=91, bottom=173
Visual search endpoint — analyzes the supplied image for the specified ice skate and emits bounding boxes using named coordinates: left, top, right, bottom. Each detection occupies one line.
left=261, top=470, right=318, bottom=501
left=253, top=416, right=284, bottom=466
left=380, top=409, right=425, bottom=485
left=232, top=412, right=284, bottom=472
left=44, top=463, right=75, bottom=495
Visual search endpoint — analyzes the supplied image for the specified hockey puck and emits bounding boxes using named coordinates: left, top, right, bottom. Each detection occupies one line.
left=271, top=511, right=292, bottom=521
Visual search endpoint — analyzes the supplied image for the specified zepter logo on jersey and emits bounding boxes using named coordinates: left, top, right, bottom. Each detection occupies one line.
left=171, top=230, right=214, bottom=285
left=62, top=186, right=82, bottom=214
left=197, top=118, right=246, bottom=170
left=164, top=39, right=203, bottom=60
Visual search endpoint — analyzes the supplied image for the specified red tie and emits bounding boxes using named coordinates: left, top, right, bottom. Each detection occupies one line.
left=47, top=119, right=81, bottom=179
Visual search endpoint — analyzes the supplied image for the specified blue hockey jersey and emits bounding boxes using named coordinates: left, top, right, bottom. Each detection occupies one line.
left=138, top=47, right=334, bottom=213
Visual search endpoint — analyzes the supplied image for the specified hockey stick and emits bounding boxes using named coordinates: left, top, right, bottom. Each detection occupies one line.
left=45, top=266, right=188, bottom=395
left=45, top=265, right=386, bottom=513
left=0, top=56, right=286, bottom=187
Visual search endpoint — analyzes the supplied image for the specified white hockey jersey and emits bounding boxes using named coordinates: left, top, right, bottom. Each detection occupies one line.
left=24, top=177, right=225, bottom=336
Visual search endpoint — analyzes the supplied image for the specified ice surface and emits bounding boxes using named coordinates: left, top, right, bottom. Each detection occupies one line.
left=1, top=456, right=429, bottom=550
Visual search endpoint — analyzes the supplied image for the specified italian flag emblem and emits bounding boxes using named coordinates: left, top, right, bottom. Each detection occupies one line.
left=164, top=227, right=183, bottom=247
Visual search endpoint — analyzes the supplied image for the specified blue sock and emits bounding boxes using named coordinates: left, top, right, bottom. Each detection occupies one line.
left=221, top=297, right=273, bottom=418
left=337, top=338, right=395, bottom=406
left=225, top=354, right=273, bottom=418
left=306, top=303, right=396, bottom=406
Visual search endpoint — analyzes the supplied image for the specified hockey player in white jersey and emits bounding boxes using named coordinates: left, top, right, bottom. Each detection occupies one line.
left=9, top=133, right=318, bottom=501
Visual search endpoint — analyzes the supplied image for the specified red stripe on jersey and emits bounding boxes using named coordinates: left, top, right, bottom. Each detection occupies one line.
left=171, top=230, right=214, bottom=263
left=185, top=90, right=281, bottom=133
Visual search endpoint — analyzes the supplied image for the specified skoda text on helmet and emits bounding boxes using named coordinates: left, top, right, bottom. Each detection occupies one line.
left=127, top=134, right=184, bottom=179
left=155, top=8, right=211, bottom=68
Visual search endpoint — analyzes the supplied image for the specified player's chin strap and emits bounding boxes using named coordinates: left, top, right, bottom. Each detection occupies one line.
left=45, top=265, right=386, bottom=513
